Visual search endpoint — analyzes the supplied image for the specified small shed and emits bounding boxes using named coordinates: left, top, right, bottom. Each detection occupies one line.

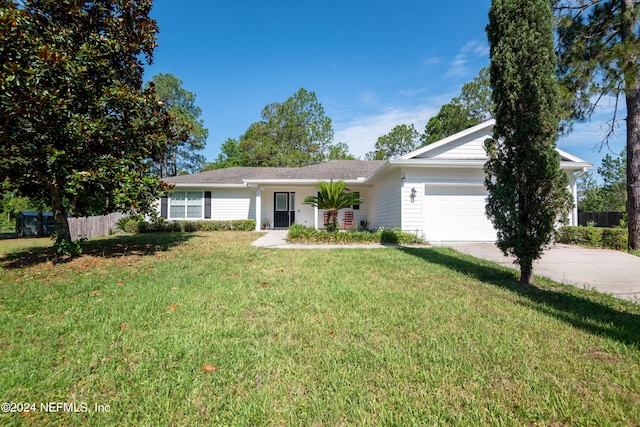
left=15, top=211, right=55, bottom=237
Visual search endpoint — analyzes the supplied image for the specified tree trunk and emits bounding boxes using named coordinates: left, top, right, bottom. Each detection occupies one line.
left=520, top=262, right=534, bottom=285
left=36, top=211, right=44, bottom=237
left=622, top=0, right=640, bottom=250
left=627, top=87, right=640, bottom=250
left=51, top=176, right=71, bottom=242
left=327, top=209, right=339, bottom=231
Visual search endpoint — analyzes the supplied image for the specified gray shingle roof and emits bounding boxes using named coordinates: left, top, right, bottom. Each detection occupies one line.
left=164, top=161, right=386, bottom=185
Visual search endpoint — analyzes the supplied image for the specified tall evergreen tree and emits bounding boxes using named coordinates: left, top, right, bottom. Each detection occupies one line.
left=486, top=0, right=572, bottom=284
left=148, top=73, right=208, bottom=177
left=554, top=0, right=640, bottom=250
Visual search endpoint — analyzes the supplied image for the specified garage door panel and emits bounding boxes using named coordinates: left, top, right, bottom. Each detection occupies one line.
left=423, top=186, right=497, bottom=242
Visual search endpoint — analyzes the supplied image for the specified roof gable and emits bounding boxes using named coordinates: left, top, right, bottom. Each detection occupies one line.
left=397, top=119, right=591, bottom=167
left=399, top=120, right=495, bottom=160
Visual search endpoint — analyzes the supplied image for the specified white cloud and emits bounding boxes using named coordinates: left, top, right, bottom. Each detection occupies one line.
left=422, top=56, right=442, bottom=67
left=397, top=87, right=428, bottom=98
left=334, top=105, right=441, bottom=158
left=444, top=40, right=490, bottom=79
left=357, top=91, right=380, bottom=106
left=558, top=95, right=627, bottom=152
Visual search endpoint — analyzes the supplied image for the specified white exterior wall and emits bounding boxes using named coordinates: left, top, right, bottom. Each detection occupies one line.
left=165, top=187, right=255, bottom=221
left=415, top=133, right=488, bottom=159
left=369, top=169, right=402, bottom=230
left=260, top=186, right=316, bottom=228
left=210, top=188, right=256, bottom=221
left=401, top=180, right=424, bottom=235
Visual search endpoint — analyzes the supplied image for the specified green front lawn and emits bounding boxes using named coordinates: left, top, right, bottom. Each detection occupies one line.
left=1, top=232, right=639, bottom=425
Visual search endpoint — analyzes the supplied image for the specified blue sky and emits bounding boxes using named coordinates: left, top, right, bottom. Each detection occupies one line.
left=145, top=0, right=626, bottom=171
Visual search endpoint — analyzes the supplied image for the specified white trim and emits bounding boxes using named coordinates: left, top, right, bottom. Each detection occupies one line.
left=243, top=178, right=367, bottom=185
left=390, top=159, right=487, bottom=168
left=168, top=190, right=204, bottom=220
left=560, top=161, right=592, bottom=170
left=398, top=119, right=496, bottom=160
left=425, top=181, right=485, bottom=187
left=170, top=183, right=248, bottom=189
left=557, top=148, right=588, bottom=163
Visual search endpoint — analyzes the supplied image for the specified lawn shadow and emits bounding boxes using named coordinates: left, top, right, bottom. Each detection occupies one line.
left=399, top=246, right=640, bottom=349
left=1, top=232, right=194, bottom=269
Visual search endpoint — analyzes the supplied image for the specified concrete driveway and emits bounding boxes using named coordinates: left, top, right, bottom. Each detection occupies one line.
left=440, top=242, right=640, bottom=303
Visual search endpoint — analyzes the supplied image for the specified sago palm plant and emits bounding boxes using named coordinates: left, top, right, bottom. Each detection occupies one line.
left=303, top=180, right=363, bottom=232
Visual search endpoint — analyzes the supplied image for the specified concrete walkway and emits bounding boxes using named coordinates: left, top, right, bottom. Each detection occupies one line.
left=252, top=230, right=640, bottom=303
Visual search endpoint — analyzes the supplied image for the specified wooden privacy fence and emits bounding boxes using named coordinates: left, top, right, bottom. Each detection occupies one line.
left=68, top=212, right=127, bottom=240
left=578, top=212, right=625, bottom=228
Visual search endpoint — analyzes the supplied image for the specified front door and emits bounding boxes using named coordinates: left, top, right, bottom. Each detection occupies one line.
left=274, top=192, right=295, bottom=228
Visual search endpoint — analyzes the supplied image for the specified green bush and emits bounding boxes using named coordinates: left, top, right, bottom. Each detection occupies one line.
left=116, top=216, right=141, bottom=234
left=601, top=228, right=628, bottom=250
left=556, top=225, right=628, bottom=250
left=582, top=226, right=603, bottom=247
left=125, top=219, right=256, bottom=234
left=555, top=226, right=578, bottom=245
left=287, top=225, right=425, bottom=245
left=52, top=234, right=87, bottom=257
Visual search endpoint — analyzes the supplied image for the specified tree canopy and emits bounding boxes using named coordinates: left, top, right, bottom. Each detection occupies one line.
left=366, top=124, right=419, bottom=160
left=555, top=0, right=640, bottom=249
left=486, top=0, right=572, bottom=285
left=210, top=88, right=353, bottom=169
left=0, top=0, right=173, bottom=243
left=147, top=73, right=208, bottom=177
left=578, top=149, right=627, bottom=212
left=420, top=67, right=494, bottom=145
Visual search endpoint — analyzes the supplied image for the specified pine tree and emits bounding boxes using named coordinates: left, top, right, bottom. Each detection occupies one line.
left=485, top=0, right=572, bottom=284
left=555, top=0, right=640, bottom=250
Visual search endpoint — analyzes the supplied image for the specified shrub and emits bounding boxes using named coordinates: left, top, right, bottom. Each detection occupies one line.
left=379, top=228, right=398, bottom=244
left=288, top=223, right=310, bottom=239
left=52, top=234, right=87, bottom=257
left=116, top=216, right=141, bottom=234
left=555, top=225, right=581, bottom=245
left=582, top=225, right=603, bottom=247
left=287, top=225, right=425, bottom=245
left=556, top=225, right=628, bottom=250
left=601, top=228, right=628, bottom=250
left=127, top=219, right=257, bottom=234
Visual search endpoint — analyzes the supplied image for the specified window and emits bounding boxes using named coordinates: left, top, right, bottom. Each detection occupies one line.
left=352, top=192, right=360, bottom=210
left=169, top=191, right=203, bottom=219
left=275, top=193, right=288, bottom=211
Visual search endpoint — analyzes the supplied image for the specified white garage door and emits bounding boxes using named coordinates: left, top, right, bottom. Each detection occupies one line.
left=423, top=185, right=497, bottom=242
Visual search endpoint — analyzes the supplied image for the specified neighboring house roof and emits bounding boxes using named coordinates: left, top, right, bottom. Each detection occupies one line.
left=164, top=160, right=386, bottom=186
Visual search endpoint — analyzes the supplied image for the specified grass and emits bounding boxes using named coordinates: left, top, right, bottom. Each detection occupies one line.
left=1, top=232, right=639, bottom=426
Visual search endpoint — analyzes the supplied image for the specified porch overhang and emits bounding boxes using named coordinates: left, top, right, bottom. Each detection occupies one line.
left=243, top=178, right=368, bottom=187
